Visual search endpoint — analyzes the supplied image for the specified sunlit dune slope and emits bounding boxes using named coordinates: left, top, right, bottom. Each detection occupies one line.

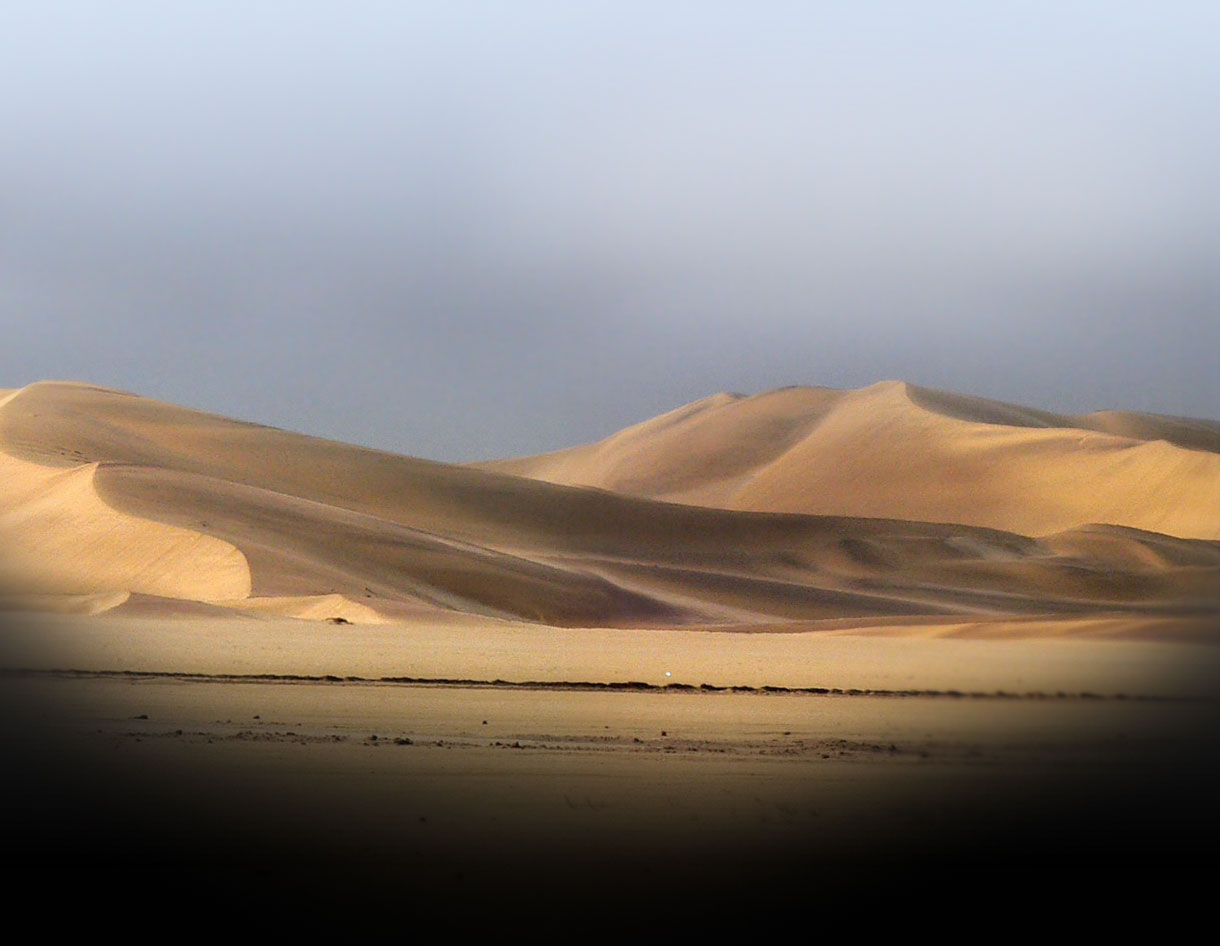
left=1, top=381, right=1216, bottom=628
left=478, top=381, right=1220, bottom=540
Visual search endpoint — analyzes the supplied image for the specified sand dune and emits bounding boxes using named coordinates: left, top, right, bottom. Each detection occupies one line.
left=1, top=380, right=1216, bottom=633
left=0, top=450, right=250, bottom=601
left=480, top=381, right=1220, bottom=540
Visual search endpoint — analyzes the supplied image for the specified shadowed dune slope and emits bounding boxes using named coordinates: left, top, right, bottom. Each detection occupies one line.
left=478, top=381, right=1220, bottom=540
left=1, top=381, right=1216, bottom=628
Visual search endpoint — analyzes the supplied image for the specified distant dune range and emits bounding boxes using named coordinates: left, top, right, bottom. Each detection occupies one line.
left=479, top=381, right=1220, bottom=539
left=1, top=380, right=1217, bottom=634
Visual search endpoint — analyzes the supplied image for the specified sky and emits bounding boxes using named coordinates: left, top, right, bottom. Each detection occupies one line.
left=2, top=2, right=1217, bottom=461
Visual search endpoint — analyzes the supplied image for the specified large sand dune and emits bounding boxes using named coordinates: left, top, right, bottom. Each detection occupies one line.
left=1, top=380, right=1216, bottom=632
left=480, top=381, right=1220, bottom=540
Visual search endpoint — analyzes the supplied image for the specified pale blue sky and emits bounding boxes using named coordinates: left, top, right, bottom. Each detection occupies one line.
left=2, top=2, right=1217, bottom=459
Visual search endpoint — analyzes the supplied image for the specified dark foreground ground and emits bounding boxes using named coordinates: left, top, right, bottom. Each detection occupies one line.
left=3, top=665, right=1219, bottom=928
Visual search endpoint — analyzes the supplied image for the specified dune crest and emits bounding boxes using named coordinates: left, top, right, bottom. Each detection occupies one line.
left=479, top=381, right=1220, bottom=540
left=0, top=451, right=251, bottom=601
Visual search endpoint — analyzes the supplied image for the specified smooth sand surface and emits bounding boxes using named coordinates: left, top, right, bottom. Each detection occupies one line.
left=2, top=381, right=1216, bottom=633
left=5, top=613, right=1218, bottom=697
left=481, top=381, right=1220, bottom=539
left=0, top=451, right=250, bottom=601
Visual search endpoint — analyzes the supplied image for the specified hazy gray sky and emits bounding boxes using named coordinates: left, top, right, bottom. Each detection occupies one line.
left=2, top=2, right=1217, bottom=460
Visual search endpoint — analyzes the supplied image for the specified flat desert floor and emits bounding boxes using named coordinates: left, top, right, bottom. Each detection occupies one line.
left=5, top=613, right=1218, bottom=910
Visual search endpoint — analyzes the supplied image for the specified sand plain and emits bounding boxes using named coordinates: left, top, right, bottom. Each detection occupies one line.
left=5, top=647, right=1217, bottom=911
